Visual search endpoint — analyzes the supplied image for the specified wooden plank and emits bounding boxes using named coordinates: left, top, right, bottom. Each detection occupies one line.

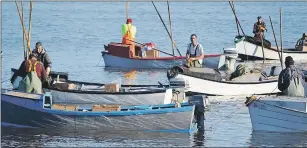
left=52, top=104, right=78, bottom=111
left=3, top=91, right=41, bottom=100
left=92, top=104, right=121, bottom=112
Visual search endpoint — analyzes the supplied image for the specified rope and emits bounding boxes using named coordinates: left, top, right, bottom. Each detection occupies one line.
left=95, top=57, right=102, bottom=67
left=207, top=85, right=278, bottom=131
left=2, top=78, right=10, bottom=83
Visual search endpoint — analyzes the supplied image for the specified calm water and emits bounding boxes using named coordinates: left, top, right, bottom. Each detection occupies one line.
left=2, top=2, right=307, bottom=147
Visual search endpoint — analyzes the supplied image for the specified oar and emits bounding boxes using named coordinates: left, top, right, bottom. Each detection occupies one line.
left=279, top=8, right=283, bottom=67
left=127, top=39, right=179, bottom=57
left=269, top=16, right=283, bottom=69
left=228, top=1, right=246, bottom=36
left=231, top=1, right=240, bottom=36
left=260, top=33, right=266, bottom=65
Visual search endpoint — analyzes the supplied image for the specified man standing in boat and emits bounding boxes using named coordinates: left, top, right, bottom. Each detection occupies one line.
left=253, top=16, right=267, bottom=40
left=186, top=34, right=205, bottom=68
left=278, top=56, right=305, bottom=97
left=15, top=53, right=47, bottom=94
left=122, top=18, right=137, bottom=56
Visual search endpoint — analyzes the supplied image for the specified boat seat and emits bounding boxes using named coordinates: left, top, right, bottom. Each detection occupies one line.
left=92, top=104, right=121, bottom=112
left=52, top=104, right=78, bottom=111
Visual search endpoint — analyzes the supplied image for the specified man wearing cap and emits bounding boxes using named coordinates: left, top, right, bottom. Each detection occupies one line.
left=11, top=53, right=47, bottom=94
left=122, top=18, right=137, bottom=56
left=32, top=42, right=52, bottom=76
left=278, top=56, right=305, bottom=97
left=253, top=16, right=267, bottom=40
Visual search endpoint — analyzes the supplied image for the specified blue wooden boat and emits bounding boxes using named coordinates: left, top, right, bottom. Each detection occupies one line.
left=1, top=89, right=205, bottom=134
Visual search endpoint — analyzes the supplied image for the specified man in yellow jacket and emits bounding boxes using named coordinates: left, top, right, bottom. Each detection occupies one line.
left=122, top=18, right=137, bottom=54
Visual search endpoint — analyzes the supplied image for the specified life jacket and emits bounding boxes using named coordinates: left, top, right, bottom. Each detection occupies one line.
left=26, top=60, right=39, bottom=73
left=122, top=24, right=135, bottom=44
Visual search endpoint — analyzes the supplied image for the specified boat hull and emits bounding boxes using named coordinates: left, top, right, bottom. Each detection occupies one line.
left=50, top=88, right=173, bottom=105
left=247, top=96, right=307, bottom=132
left=102, top=53, right=220, bottom=69
left=171, top=74, right=279, bottom=96
left=235, top=38, right=307, bottom=62
left=1, top=93, right=196, bottom=132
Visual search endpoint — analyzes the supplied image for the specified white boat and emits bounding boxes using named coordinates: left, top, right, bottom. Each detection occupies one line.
left=168, top=66, right=280, bottom=96
left=235, top=36, right=307, bottom=62
left=102, top=42, right=221, bottom=69
left=246, top=95, right=307, bottom=132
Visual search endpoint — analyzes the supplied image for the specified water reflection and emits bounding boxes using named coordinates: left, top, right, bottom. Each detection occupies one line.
left=249, top=131, right=307, bottom=147
left=1, top=127, right=191, bottom=147
left=191, top=130, right=205, bottom=147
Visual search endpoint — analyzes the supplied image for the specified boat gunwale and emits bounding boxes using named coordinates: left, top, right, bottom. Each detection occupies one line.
left=49, top=80, right=169, bottom=94
left=177, top=73, right=278, bottom=85
left=1, top=97, right=194, bottom=116
left=102, top=51, right=221, bottom=61
left=235, top=36, right=307, bottom=54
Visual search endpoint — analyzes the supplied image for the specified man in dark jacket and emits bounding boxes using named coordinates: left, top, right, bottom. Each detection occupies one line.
left=253, top=16, right=267, bottom=40
left=278, top=56, right=305, bottom=97
left=32, top=42, right=52, bottom=76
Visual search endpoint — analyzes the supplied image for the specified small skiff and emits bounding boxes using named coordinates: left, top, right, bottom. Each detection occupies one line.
left=246, top=95, right=307, bottom=132
left=102, top=42, right=221, bottom=69
left=1, top=89, right=205, bottom=133
left=235, top=35, right=307, bottom=62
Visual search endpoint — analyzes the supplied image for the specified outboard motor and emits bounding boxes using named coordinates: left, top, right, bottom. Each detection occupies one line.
left=223, top=48, right=238, bottom=73
left=189, top=95, right=206, bottom=131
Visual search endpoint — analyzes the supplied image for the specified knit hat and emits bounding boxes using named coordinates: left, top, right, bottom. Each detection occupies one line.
left=127, top=18, right=132, bottom=23
left=285, top=56, right=294, bottom=67
left=36, top=42, right=42, bottom=47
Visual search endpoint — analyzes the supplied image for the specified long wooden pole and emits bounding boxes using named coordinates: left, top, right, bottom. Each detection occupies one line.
left=280, top=8, right=283, bottom=66
left=15, top=1, right=29, bottom=44
left=260, top=33, right=265, bottom=65
left=269, top=16, right=283, bottom=69
left=152, top=1, right=182, bottom=57
left=21, top=1, right=26, bottom=59
left=126, top=1, right=129, bottom=19
left=228, top=1, right=245, bottom=36
left=167, top=1, right=174, bottom=56
left=231, top=1, right=240, bottom=36
left=27, top=1, right=33, bottom=60
left=128, top=39, right=176, bottom=57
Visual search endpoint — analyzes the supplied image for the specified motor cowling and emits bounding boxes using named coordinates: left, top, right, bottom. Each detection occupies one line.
left=169, top=77, right=189, bottom=89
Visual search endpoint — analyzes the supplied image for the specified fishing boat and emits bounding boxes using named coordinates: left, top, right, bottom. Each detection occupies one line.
left=167, top=65, right=281, bottom=96
left=102, top=42, right=221, bottom=69
left=1, top=89, right=205, bottom=133
left=235, top=35, right=307, bottom=62
left=11, top=68, right=174, bottom=105
left=246, top=95, right=307, bottom=132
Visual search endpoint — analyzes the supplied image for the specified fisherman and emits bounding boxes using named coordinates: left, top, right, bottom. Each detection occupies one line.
left=278, top=56, right=305, bottom=97
left=15, top=53, right=47, bottom=94
left=253, top=16, right=267, bottom=40
left=295, top=33, right=307, bottom=51
left=122, top=18, right=137, bottom=52
left=186, top=34, right=205, bottom=68
left=32, top=42, right=52, bottom=76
